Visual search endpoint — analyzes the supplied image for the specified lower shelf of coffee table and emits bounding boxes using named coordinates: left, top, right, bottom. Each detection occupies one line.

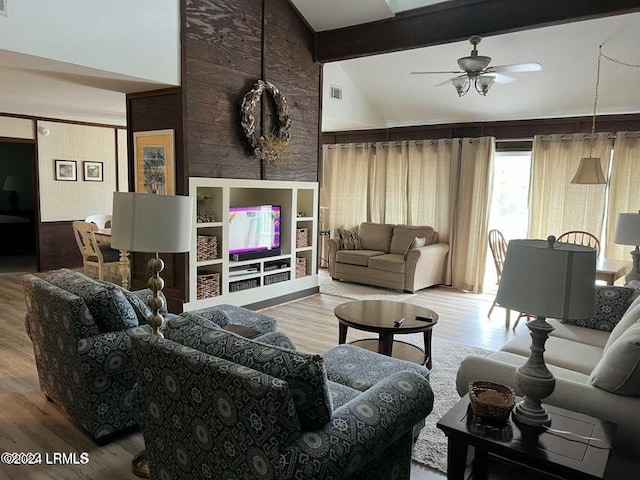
left=349, top=339, right=426, bottom=365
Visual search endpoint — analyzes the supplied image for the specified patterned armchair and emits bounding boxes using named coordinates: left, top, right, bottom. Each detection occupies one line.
left=22, top=270, right=279, bottom=444
left=132, top=321, right=434, bottom=480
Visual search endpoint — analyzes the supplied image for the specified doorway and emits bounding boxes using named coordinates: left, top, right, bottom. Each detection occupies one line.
left=0, top=141, right=38, bottom=274
left=484, top=151, right=532, bottom=292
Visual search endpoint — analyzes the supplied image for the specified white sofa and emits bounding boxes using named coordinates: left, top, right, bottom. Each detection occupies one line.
left=456, top=287, right=640, bottom=457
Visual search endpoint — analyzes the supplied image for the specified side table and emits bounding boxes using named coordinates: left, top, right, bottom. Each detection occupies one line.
left=437, top=394, right=615, bottom=480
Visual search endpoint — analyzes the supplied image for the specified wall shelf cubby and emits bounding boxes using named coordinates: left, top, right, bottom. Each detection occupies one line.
left=185, top=178, right=318, bottom=310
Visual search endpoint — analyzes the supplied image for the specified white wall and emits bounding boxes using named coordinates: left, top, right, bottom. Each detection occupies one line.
left=322, top=63, right=385, bottom=132
left=0, top=0, right=180, bottom=85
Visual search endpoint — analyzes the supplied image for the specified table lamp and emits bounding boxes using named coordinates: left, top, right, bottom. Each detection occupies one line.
left=614, top=212, right=640, bottom=283
left=3, top=175, right=22, bottom=212
left=495, top=236, right=596, bottom=427
left=111, top=192, right=193, bottom=337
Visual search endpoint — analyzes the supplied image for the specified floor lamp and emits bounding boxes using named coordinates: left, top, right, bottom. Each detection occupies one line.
left=495, top=236, right=596, bottom=427
left=111, top=191, right=193, bottom=478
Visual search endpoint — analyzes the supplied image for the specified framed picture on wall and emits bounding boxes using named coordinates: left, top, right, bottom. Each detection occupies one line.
left=54, top=160, right=77, bottom=181
left=133, top=129, right=175, bottom=195
left=83, top=161, right=103, bottom=182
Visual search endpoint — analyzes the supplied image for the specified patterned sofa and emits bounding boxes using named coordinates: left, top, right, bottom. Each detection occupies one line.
left=22, top=269, right=277, bottom=443
left=132, top=317, right=434, bottom=480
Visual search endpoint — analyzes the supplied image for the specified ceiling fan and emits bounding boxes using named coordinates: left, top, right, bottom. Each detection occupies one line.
left=411, top=35, right=542, bottom=96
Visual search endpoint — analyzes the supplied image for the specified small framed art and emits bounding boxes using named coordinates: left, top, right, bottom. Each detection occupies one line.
left=55, top=160, right=77, bottom=181
left=83, top=161, right=103, bottom=182
left=133, top=129, right=175, bottom=195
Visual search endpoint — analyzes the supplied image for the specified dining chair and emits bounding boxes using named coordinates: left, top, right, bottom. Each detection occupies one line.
left=72, top=221, right=120, bottom=281
left=84, top=214, right=112, bottom=230
left=557, top=230, right=600, bottom=257
left=487, top=229, right=530, bottom=329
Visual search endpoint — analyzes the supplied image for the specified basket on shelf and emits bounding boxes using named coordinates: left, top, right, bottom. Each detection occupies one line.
left=295, top=257, right=307, bottom=278
left=468, top=381, right=516, bottom=423
left=196, top=272, right=220, bottom=299
left=296, top=228, right=309, bottom=248
left=197, top=235, right=218, bottom=261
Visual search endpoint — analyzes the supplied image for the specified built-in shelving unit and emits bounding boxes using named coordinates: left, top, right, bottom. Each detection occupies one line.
left=185, top=178, right=318, bottom=310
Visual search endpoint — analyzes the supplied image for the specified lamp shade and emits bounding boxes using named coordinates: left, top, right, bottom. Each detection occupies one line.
left=570, top=157, right=606, bottom=184
left=614, top=212, right=640, bottom=246
left=495, top=238, right=596, bottom=320
left=111, top=192, right=193, bottom=253
left=3, top=176, right=22, bottom=191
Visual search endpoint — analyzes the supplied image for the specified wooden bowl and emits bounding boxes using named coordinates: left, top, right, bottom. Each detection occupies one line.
left=468, top=381, right=516, bottom=423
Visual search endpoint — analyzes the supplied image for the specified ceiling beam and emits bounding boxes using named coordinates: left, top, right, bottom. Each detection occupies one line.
left=315, top=0, right=640, bottom=63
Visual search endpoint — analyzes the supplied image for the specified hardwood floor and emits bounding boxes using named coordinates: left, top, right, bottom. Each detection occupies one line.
left=0, top=272, right=521, bottom=479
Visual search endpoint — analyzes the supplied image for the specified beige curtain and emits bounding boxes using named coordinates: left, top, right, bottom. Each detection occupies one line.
left=322, top=144, right=370, bottom=234
left=369, top=142, right=408, bottom=224
left=407, top=139, right=455, bottom=236
left=605, top=132, right=640, bottom=260
left=449, top=137, right=495, bottom=292
left=529, top=133, right=612, bottom=240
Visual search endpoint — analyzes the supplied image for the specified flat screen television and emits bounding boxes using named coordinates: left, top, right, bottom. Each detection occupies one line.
left=228, top=205, right=281, bottom=255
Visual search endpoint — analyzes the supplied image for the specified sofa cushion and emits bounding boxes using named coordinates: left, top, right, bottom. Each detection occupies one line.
left=368, top=254, right=406, bottom=274
left=337, top=228, right=361, bottom=250
left=96, top=279, right=152, bottom=325
left=389, top=226, right=438, bottom=255
left=164, top=320, right=332, bottom=430
left=562, top=286, right=635, bottom=332
left=47, top=269, right=138, bottom=332
left=605, top=302, right=640, bottom=351
left=404, top=236, right=427, bottom=260
left=547, top=319, right=609, bottom=349
left=589, top=321, right=640, bottom=396
left=500, top=334, right=603, bottom=375
left=336, top=249, right=385, bottom=266
left=327, top=380, right=361, bottom=408
left=358, top=222, right=394, bottom=252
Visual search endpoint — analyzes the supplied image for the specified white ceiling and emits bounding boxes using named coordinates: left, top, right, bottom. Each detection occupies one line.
left=321, top=12, right=640, bottom=131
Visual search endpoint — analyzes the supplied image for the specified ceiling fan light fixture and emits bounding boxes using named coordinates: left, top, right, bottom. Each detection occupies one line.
left=476, top=75, right=495, bottom=96
left=458, top=55, right=492, bottom=72
left=451, top=76, right=470, bottom=97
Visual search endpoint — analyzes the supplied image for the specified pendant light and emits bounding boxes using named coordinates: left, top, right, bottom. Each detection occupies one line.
left=571, top=46, right=606, bottom=185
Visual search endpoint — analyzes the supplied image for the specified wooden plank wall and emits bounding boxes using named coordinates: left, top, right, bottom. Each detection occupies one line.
left=322, top=114, right=640, bottom=145
left=184, top=0, right=320, bottom=181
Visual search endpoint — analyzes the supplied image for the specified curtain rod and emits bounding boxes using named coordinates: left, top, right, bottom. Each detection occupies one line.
left=325, top=139, right=462, bottom=149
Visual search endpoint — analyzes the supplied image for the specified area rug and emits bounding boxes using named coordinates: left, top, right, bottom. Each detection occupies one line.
left=412, top=337, right=492, bottom=473
left=318, top=272, right=416, bottom=302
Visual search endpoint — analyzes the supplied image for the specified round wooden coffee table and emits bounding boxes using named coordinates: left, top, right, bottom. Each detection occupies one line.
left=334, top=300, right=439, bottom=368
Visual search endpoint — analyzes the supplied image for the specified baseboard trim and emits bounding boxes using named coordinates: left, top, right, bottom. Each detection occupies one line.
left=245, top=287, right=319, bottom=310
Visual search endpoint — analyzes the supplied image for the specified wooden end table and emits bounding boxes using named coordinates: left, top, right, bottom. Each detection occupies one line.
left=333, top=300, right=438, bottom=368
left=437, top=394, right=615, bottom=480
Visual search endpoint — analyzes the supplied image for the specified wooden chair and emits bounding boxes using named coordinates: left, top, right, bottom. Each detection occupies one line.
left=84, top=214, right=112, bottom=230
left=72, top=221, right=120, bottom=281
left=557, top=230, right=600, bottom=257
left=487, top=229, right=530, bottom=329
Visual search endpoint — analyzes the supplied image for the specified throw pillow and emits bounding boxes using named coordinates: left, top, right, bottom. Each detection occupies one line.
left=47, top=269, right=138, bottom=332
left=96, top=279, right=152, bottom=325
left=165, top=321, right=332, bottom=430
left=403, top=236, right=427, bottom=260
left=562, top=285, right=635, bottom=332
left=589, top=320, right=640, bottom=396
left=337, top=228, right=361, bottom=250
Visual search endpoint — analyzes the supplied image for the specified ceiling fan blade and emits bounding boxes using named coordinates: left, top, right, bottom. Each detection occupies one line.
left=434, top=78, right=456, bottom=87
left=410, top=70, right=464, bottom=75
left=486, top=73, right=516, bottom=84
left=486, top=62, right=542, bottom=74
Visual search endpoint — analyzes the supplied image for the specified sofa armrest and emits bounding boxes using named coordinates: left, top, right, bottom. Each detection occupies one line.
left=456, top=355, right=640, bottom=457
left=405, top=242, right=449, bottom=292
left=328, top=238, right=341, bottom=277
left=279, top=370, right=433, bottom=479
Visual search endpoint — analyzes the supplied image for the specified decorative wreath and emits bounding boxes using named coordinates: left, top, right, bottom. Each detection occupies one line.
left=240, top=80, right=292, bottom=164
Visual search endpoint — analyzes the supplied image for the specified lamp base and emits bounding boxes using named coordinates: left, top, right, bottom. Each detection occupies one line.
left=512, top=400, right=551, bottom=428
left=624, top=248, right=640, bottom=284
